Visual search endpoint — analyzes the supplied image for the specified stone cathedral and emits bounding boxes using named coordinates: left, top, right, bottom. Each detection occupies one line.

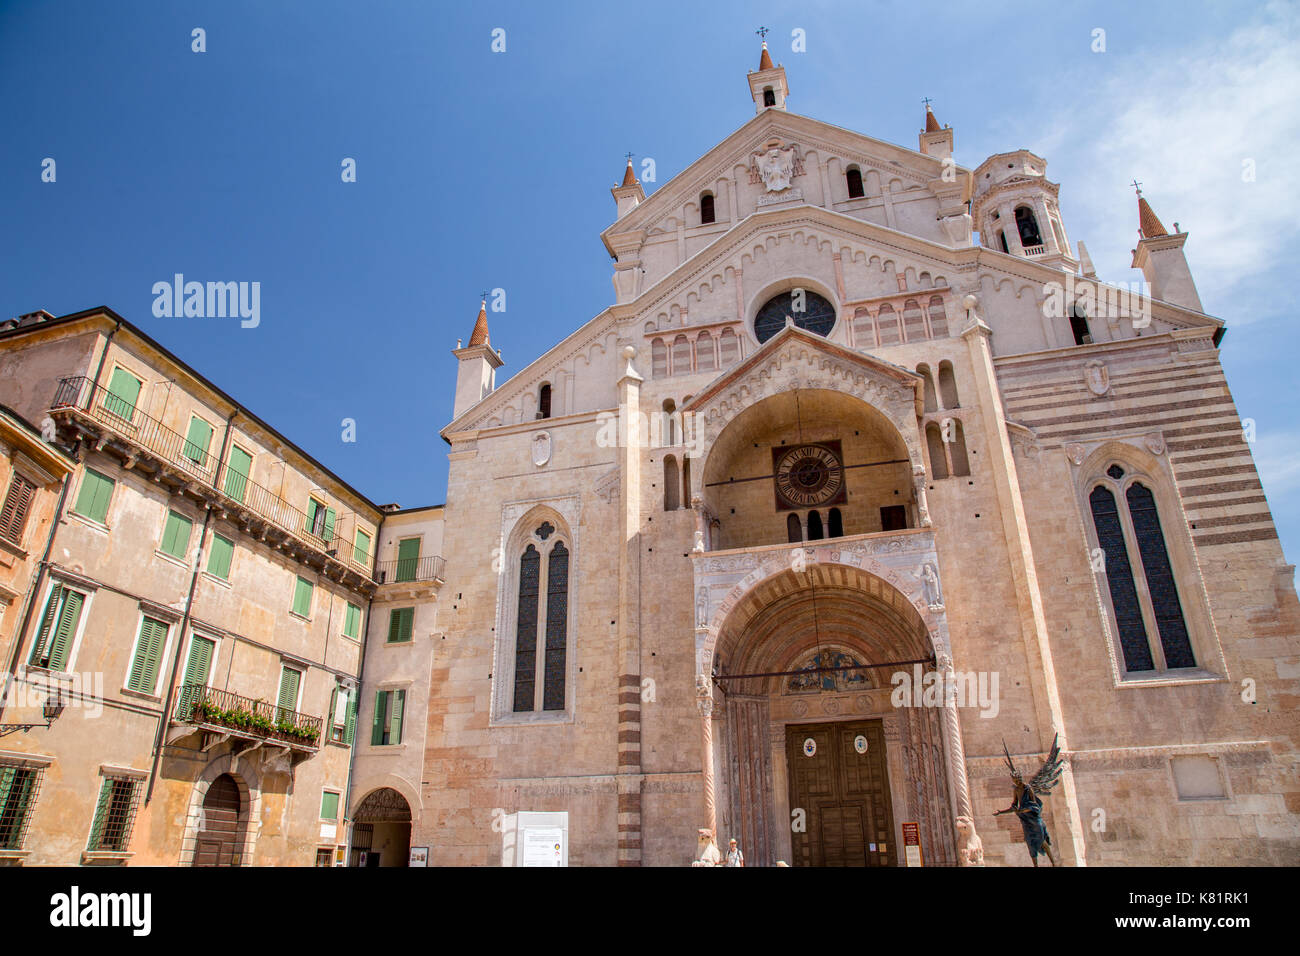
left=425, top=43, right=1300, bottom=866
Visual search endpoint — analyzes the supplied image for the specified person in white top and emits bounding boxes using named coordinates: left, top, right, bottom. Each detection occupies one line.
left=725, top=839, right=744, bottom=867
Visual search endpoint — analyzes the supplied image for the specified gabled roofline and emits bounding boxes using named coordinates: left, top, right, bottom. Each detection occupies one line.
left=0, top=307, right=385, bottom=515
left=682, top=323, right=920, bottom=414
left=600, top=108, right=971, bottom=255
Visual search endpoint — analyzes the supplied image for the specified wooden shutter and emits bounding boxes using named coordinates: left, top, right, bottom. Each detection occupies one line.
left=353, top=530, right=371, bottom=564
left=0, top=474, right=37, bottom=543
left=293, top=577, right=313, bottom=617
left=396, top=537, right=420, bottom=582
left=344, top=602, right=361, bottom=639
left=327, top=687, right=339, bottom=739
left=161, top=511, right=192, bottom=559
left=179, top=635, right=215, bottom=716
left=277, top=667, right=301, bottom=717
left=323, top=508, right=336, bottom=543
left=105, top=368, right=141, bottom=421
left=371, top=690, right=386, bottom=745
left=46, top=589, right=83, bottom=671
left=74, top=469, right=114, bottom=524
left=183, top=417, right=213, bottom=464
left=29, top=583, right=63, bottom=666
left=128, top=617, right=167, bottom=694
left=207, top=534, right=234, bottom=579
left=223, top=447, right=252, bottom=502
left=390, top=690, right=405, bottom=744
left=320, top=791, right=339, bottom=820
left=388, top=607, right=413, bottom=643
left=344, top=690, right=357, bottom=744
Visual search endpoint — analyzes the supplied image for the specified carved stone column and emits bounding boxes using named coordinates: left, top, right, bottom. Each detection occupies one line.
left=937, top=651, right=973, bottom=820
left=697, top=679, right=717, bottom=840
left=912, top=467, right=932, bottom=528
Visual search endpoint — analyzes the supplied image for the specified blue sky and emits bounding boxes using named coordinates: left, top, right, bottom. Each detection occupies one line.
left=2, top=0, right=1297, bottom=560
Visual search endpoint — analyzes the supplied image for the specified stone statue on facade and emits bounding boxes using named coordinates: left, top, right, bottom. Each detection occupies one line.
left=691, top=828, right=722, bottom=866
left=954, top=815, right=984, bottom=866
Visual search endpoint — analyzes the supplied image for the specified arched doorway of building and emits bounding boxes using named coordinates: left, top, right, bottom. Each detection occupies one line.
left=350, top=787, right=412, bottom=867
left=193, top=773, right=246, bottom=866
left=710, top=563, right=957, bottom=868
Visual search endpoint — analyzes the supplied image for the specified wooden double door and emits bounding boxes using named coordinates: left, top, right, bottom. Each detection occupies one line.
left=786, top=720, right=895, bottom=867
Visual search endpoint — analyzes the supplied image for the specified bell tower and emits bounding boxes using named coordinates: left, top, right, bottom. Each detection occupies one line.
left=747, top=30, right=789, bottom=113
left=971, top=150, right=1076, bottom=269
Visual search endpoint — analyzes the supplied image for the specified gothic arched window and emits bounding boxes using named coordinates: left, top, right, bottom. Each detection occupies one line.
left=938, top=361, right=960, bottom=408
left=846, top=165, right=865, bottom=199
left=1015, top=206, right=1043, bottom=248
left=807, top=510, right=824, bottom=540
left=700, top=192, right=715, bottom=225
left=510, top=521, right=572, bottom=713
left=787, top=513, right=802, bottom=544
left=828, top=507, right=844, bottom=538
left=538, top=383, right=552, bottom=419
left=1088, top=465, right=1195, bottom=674
left=916, top=364, right=938, bottom=414
left=664, top=455, right=680, bottom=511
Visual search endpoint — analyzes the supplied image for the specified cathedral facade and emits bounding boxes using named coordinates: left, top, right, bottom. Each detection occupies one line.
left=418, top=44, right=1300, bottom=866
left=0, top=44, right=1296, bottom=868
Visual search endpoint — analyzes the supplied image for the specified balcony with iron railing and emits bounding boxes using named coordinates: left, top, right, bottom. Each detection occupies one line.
left=372, top=554, right=446, bottom=586
left=171, top=684, right=322, bottom=752
left=51, top=376, right=375, bottom=590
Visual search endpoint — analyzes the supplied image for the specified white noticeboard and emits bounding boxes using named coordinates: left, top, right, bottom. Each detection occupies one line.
left=513, top=811, right=569, bottom=867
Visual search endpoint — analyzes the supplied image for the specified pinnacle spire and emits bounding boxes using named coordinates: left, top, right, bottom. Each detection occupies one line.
left=468, top=299, right=490, bottom=347
left=924, top=101, right=941, bottom=132
left=759, top=40, right=774, bottom=71
left=1134, top=183, right=1169, bottom=239
left=620, top=155, right=638, bottom=188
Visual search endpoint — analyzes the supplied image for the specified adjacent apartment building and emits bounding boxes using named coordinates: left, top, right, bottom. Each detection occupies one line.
left=0, top=307, right=443, bottom=865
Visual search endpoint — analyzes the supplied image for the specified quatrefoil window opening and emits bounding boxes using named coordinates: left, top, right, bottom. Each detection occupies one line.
left=535, top=521, right=555, bottom=541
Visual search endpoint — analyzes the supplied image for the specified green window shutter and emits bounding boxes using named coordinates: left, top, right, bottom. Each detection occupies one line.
left=73, top=468, right=115, bottom=524
left=183, top=416, right=213, bottom=464
left=178, top=635, right=215, bottom=717
left=396, top=537, right=420, bottom=582
left=326, top=686, right=338, bottom=738
left=277, top=667, right=301, bottom=717
left=353, top=530, right=371, bottom=564
left=323, top=508, right=336, bottom=543
left=46, top=589, right=84, bottom=672
left=223, top=446, right=252, bottom=502
left=160, top=510, right=193, bottom=559
left=105, top=368, right=141, bottom=421
left=320, top=791, right=339, bottom=820
left=305, top=498, right=319, bottom=535
left=387, top=607, right=413, bottom=643
left=0, top=766, right=36, bottom=850
left=207, top=533, right=234, bottom=580
left=29, top=583, right=63, bottom=666
left=371, top=690, right=386, bottom=745
left=127, top=617, right=167, bottom=694
left=292, top=576, right=313, bottom=617
left=390, top=690, right=405, bottom=744
left=344, top=602, right=361, bottom=639
left=343, top=690, right=357, bottom=745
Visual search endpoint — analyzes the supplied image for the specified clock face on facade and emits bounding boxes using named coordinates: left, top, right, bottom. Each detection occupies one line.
left=753, top=289, right=837, bottom=344
left=772, top=441, right=847, bottom=510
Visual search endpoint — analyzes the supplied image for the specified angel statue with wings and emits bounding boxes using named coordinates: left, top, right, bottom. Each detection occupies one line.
left=994, top=733, right=1066, bottom=866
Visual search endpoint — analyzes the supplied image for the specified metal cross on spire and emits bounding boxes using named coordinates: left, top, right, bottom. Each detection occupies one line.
left=756, top=26, right=769, bottom=40
left=922, top=96, right=933, bottom=108
left=479, top=290, right=489, bottom=302
left=1131, top=179, right=1143, bottom=195
left=625, top=151, right=634, bottom=162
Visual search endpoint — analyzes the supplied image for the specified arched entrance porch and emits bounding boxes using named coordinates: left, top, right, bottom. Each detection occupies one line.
left=697, top=556, right=969, bottom=867
left=349, top=787, right=412, bottom=867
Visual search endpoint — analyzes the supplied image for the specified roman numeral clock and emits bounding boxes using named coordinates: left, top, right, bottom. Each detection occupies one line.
left=772, top=441, right=847, bottom=510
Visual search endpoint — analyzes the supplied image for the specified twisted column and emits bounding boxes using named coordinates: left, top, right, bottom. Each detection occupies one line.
left=697, top=681, right=717, bottom=839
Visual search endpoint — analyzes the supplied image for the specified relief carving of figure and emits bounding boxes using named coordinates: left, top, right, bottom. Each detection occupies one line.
left=756, top=145, right=796, bottom=192
left=955, top=816, right=984, bottom=867
left=914, top=562, right=944, bottom=609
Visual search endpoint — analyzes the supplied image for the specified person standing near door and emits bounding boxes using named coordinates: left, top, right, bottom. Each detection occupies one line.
left=725, top=839, right=744, bottom=867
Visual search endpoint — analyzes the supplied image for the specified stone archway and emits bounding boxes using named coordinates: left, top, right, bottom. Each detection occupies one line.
left=350, top=787, right=412, bottom=867
left=177, top=755, right=261, bottom=867
left=696, top=557, right=968, bottom=867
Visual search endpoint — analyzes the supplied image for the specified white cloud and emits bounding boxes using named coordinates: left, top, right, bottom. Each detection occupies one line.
left=1011, top=3, right=1300, bottom=320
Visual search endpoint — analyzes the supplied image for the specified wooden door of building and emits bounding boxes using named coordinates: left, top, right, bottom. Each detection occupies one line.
left=786, top=720, right=894, bottom=867
left=193, top=774, right=243, bottom=866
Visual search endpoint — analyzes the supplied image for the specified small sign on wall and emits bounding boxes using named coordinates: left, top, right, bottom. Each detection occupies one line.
left=409, top=846, right=429, bottom=867
left=902, top=822, right=923, bottom=867
left=506, top=811, right=569, bottom=867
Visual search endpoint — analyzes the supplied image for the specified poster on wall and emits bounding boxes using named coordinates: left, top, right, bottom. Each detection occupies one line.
left=408, top=846, right=429, bottom=867
left=514, top=811, right=569, bottom=867
left=902, top=822, right=923, bottom=867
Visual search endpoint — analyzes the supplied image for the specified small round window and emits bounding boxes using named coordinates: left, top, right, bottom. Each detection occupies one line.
left=754, top=289, right=836, bottom=344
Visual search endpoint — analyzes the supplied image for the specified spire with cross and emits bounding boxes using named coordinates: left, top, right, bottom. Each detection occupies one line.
left=1131, top=179, right=1143, bottom=196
